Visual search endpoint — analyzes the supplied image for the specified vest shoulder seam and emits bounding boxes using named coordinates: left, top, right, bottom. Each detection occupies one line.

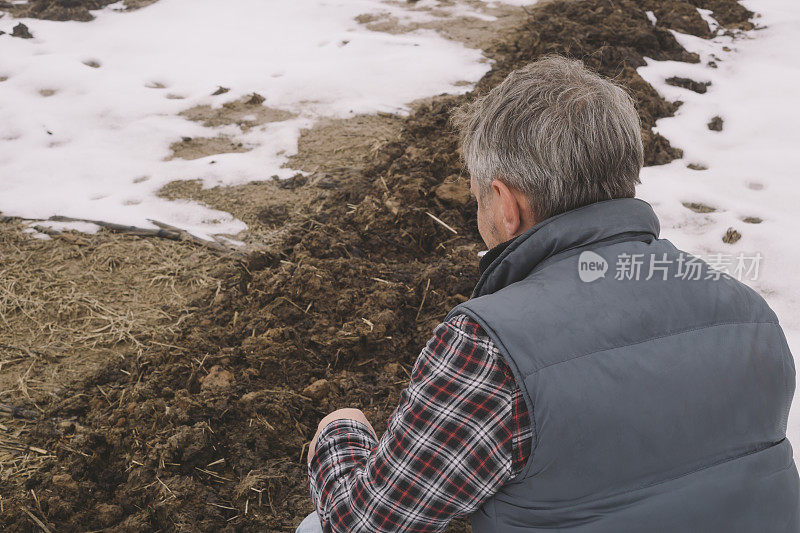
left=520, top=438, right=789, bottom=511
left=531, top=320, right=781, bottom=375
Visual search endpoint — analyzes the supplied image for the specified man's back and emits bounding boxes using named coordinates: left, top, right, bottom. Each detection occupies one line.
left=453, top=198, right=799, bottom=532
left=304, top=58, right=800, bottom=533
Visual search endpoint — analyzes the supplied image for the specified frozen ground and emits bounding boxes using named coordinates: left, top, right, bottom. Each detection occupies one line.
left=637, top=1, right=800, bottom=445
left=0, top=0, right=517, bottom=240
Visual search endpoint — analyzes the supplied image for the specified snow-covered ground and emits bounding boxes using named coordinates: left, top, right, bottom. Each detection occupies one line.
left=637, top=1, right=800, bottom=447
left=0, top=0, right=507, bottom=239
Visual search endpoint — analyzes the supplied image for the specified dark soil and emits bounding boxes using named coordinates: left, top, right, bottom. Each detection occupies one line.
left=0, top=1, right=753, bottom=531
left=666, top=75, right=712, bottom=93
left=5, top=0, right=116, bottom=21
left=5, top=0, right=156, bottom=21
left=11, top=23, right=34, bottom=38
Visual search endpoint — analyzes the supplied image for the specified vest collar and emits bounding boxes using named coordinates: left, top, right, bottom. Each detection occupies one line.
left=473, top=198, right=660, bottom=297
left=478, top=236, right=513, bottom=276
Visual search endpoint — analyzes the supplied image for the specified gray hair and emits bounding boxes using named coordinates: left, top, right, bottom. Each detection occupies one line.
left=452, top=56, right=643, bottom=221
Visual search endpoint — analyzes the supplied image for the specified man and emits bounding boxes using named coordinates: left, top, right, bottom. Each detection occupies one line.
left=298, top=56, right=800, bottom=532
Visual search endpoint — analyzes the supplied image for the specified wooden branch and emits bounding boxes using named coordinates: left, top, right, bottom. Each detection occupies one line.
left=49, top=215, right=183, bottom=240
left=1, top=215, right=245, bottom=256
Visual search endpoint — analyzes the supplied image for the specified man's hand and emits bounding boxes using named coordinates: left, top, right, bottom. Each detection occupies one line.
left=308, top=408, right=376, bottom=464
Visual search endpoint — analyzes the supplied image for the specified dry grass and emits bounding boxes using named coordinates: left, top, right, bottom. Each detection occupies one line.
left=0, top=220, right=232, bottom=482
left=0, top=421, right=54, bottom=484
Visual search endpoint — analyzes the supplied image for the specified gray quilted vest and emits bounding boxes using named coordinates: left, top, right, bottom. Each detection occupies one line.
left=448, top=198, right=799, bottom=532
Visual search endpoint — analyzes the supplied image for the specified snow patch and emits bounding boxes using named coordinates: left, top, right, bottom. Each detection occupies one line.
left=0, top=0, right=496, bottom=240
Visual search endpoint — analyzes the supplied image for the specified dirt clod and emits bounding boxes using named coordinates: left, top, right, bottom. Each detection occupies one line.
left=435, top=180, right=472, bottom=207
left=12, top=23, right=34, bottom=39
left=651, top=2, right=712, bottom=36
left=200, top=365, right=235, bottom=393
left=52, top=473, right=79, bottom=492
left=303, top=379, right=333, bottom=401
left=683, top=202, right=716, bottom=213
left=723, top=227, right=742, bottom=243
left=708, top=115, right=724, bottom=131
left=247, top=92, right=266, bottom=105
left=666, top=76, right=711, bottom=93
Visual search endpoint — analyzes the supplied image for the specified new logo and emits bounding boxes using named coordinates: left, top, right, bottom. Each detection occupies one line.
left=578, top=251, right=608, bottom=282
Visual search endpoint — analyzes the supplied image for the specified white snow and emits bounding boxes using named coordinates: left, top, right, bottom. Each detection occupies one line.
left=0, top=0, right=505, bottom=240
left=636, top=1, right=800, bottom=447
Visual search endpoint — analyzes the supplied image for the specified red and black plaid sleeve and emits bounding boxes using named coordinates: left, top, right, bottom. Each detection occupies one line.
left=308, top=314, right=533, bottom=532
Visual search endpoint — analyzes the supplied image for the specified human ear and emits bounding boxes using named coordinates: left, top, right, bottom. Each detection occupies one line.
left=491, top=179, right=521, bottom=239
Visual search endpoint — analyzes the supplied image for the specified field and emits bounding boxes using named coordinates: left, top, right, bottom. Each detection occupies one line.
left=0, top=0, right=777, bottom=531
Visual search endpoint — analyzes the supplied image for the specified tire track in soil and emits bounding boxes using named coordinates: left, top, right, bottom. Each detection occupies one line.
left=0, top=1, right=753, bottom=531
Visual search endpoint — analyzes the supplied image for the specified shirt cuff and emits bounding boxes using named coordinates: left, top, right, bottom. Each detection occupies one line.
left=316, top=418, right=377, bottom=446
left=308, top=418, right=379, bottom=520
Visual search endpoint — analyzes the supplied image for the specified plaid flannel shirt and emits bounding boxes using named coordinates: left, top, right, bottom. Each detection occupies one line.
left=308, top=314, right=533, bottom=532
